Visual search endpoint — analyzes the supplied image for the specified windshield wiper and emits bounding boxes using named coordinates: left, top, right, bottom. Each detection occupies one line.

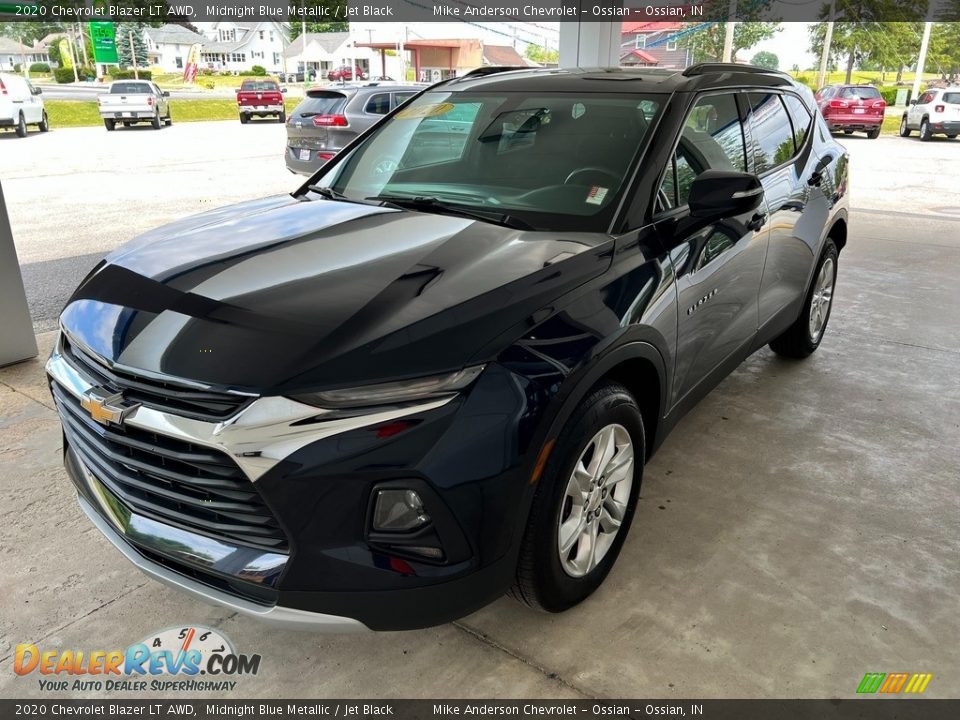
left=367, top=195, right=534, bottom=230
left=305, top=185, right=348, bottom=201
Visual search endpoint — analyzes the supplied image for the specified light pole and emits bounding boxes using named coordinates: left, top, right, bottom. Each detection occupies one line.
left=911, top=21, right=932, bottom=104
left=817, top=0, right=837, bottom=90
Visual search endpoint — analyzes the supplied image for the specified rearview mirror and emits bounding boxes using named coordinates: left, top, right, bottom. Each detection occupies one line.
left=689, top=170, right=764, bottom=221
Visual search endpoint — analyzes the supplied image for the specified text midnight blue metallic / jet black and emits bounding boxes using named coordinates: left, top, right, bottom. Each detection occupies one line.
left=47, top=64, right=849, bottom=631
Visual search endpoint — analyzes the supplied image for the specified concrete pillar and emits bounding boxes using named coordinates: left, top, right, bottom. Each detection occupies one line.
left=559, top=12, right=623, bottom=68
left=0, top=181, right=38, bottom=367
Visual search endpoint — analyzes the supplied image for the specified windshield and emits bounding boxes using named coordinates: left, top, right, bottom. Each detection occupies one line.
left=312, top=90, right=662, bottom=231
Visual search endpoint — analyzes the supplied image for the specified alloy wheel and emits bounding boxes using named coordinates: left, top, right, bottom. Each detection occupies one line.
left=808, top=257, right=835, bottom=343
left=558, top=423, right=634, bottom=577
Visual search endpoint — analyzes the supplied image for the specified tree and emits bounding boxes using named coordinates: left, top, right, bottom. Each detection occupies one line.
left=751, top=51, right=779, bottom=70
left=525, top=44, right=559, bottom=65
left=684, top=23, right=781, bottom=64
left=928, top=22, right=960, bottom=82
left=115, top=23, right=149, bottom=69
left=289, top=22, right=349, bottom=40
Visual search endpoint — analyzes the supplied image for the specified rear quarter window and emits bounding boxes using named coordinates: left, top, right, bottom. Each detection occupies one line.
left=942, top=92, right=960, bottom=105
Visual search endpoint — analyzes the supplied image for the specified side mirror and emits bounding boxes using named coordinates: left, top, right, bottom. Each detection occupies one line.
left=689, top=170, right=764, bottom=221
left=909, top=99, right=917, bottom=105
left=32, top=87, right=42, bottom=95
left=162, top=91, right=170, bottom=97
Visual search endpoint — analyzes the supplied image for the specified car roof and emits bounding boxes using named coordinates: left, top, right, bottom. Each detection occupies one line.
left=440, top=65, right=796, bottom=95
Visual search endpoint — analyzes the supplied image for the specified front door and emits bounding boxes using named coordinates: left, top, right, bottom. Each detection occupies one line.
left=654, top=92, right=768, bottom=405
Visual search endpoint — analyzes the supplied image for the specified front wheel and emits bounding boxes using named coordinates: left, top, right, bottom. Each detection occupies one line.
left=769, top=240, right=838, bottom=359
left=165, top=111, right=172, bottom=126
left=948, top=134, right=957, bottom=139
left=899, top=116, right=911, bottom=137
left=919, top=119, right=932, bottom=141
left=39, top=111, right=49, bottom=132
left=511, top=382, right=644, bottom=613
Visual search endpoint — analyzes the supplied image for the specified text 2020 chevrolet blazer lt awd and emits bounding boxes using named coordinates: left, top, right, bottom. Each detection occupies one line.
left=48, top=65, right=849, bottom=631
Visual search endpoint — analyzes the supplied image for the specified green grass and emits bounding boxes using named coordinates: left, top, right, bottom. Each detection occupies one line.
left=44, top=99, right=300, bottom=128
left=791, top=70, right=939, bottom=88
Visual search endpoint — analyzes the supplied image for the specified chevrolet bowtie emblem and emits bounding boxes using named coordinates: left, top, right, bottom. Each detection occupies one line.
left=80, top=388, right=140, bottom=426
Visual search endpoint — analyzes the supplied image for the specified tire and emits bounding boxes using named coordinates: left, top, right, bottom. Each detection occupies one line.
left=769, top=239, right=839, bottom=359
left=15, top=112, right=27, bottom=137
left=919, top=119, right=932, bottom=142
left=151, top=111, right=162, bottom=130
left=511, top=382, right=645, bottom=613
left=165, top=111, right=172, bottom=126
left=38, top=111, right=49, bottom=132
left=239, top=113, right=249, bottom=124
left=278, top=111, right=286, bottom=124
left=866, top=127, right=880, bottom=139
left=843, top=130, right=853, bottom=135
left=104, top=118, right=115, bottom=131
left=948, top=134, right=957, bottom=139
left=899, top=116, right=911, bottom=137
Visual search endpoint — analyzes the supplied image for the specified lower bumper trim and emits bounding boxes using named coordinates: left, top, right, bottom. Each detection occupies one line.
left=77, top=494, right=370, bottom=632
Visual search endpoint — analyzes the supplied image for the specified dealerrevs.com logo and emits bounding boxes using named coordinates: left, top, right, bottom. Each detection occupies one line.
left=14, top=626, right=261, bottom=693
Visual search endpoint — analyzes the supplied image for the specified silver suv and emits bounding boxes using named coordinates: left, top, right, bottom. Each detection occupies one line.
left=900, top=87, right=960, bottom=141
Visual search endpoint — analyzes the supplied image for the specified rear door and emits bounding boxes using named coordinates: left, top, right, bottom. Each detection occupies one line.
left=655, top=92, right=768, bottom=404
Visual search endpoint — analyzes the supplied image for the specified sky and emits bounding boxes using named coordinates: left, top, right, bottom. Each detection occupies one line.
left=748, top=22, right=818, bottom=71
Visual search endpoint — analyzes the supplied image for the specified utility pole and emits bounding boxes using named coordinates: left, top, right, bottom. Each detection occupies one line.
left=67, top=34, right=79, bottom=82
left=18, top=36, right=27, bottom=78
left=817, top=0, right=836, bottom=89
left=721, top=0, right=737, bottom=62
left=911, top=21, right=932, bottom=104
left=76, top=22, right=89, bottom=66
left=129, top=30, right=139, bottom=80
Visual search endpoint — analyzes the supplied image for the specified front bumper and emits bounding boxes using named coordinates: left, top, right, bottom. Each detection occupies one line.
left=47, top=335, right=537, bottom=630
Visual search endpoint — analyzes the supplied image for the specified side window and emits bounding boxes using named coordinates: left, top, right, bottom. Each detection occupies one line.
left=747, top=93, right=797, bottom=173
left=782, top=94, right=812, bottom=152
left=365, top=93, right=391, bottom=115
left=393, top=92, right=416, bottom=107
left=657, top=93, right=746, bottom=210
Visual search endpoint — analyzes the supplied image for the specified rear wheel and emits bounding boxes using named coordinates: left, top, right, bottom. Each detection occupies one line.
left=151, top=111, right=162, bottom=130
left=104, top=118, right=115, bottom=132
left=512, top=382, right=644, bottom=612
left=278, top=111, right=286, bottom=124
left=843, top=129, right=854, bottom=135
left=919, top=119, right=932, bottom=141
left=15, top=112, right=27, bottom=137
left=866, top=127, right=880, bottom=139
left=769, top=240, right=838, bottom=359
left=165, top=111, right=172, bottom=126
left=899, top=116, right=911, bottom=137
left=38, top=111, right=49, bottom=132
left=239, top=113, right=249, bottom=124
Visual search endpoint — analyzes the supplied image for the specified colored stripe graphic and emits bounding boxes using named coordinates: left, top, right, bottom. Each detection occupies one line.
left=904, top=673, right=933, bottom=693
left=857, top=673, right=886, bottom=694
left=879, top=672, right=910, bottom=693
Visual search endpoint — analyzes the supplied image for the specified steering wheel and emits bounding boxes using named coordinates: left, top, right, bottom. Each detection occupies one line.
left=564, top=166, right=621, bottom=186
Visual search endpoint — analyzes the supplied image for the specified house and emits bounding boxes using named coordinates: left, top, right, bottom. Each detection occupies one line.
left=282, top=32, right=378, bottom=79
left=0, top=37, right=50, bottom=71
left=620, top=22, right=691, bottom=69
left=198, top=21, right=290, bottom=74
left=143, top=24, right=206, bottom=73
left=481, top=45, right=527, bottom=68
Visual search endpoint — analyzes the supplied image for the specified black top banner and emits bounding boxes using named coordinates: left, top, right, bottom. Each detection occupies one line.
left=1, top=0, right=959, bottom=23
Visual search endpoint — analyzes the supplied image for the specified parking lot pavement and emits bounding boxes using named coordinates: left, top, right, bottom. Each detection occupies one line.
left=2, top=125, right=959, bottom=699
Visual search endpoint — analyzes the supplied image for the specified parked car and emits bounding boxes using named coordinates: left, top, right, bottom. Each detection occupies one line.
left=816, top=84, right=885, bottom=138
left=285, top=84, right=417, bottom=174
left=327, top=65, right=367, bottom=82
left=48, top=64, right=849, bottom=631
left=283, top=70, right=317, bottom=83
left=899, top=87, right=960, bottom=141
left=237, top=79, right=286, bottom=124
left=98, top=80, right=171, bottom=131
left=0, top=72, right=48, bottom=137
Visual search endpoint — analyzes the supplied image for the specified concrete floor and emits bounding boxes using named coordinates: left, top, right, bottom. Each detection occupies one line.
left=1, top=126, right=958, bottom=699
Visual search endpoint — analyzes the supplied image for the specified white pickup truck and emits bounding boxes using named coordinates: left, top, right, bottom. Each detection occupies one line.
left=98, top=80, right=171, bottom=131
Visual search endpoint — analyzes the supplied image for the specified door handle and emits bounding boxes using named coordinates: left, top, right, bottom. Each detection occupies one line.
left=747, top=212, right=767, bottom=232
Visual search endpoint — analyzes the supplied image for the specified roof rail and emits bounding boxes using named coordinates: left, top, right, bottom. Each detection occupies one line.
left=682, top=63, right=791, bottom=79
left=461, top=66, right=528, bottom=79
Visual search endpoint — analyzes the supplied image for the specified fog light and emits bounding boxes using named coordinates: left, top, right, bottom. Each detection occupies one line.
left=373, top=489, right=430, bottom=531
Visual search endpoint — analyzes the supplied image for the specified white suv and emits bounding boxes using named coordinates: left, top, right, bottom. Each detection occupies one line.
left=0, top=72, right=49, bottom=138
left=900, top=87, right=960, bottom=141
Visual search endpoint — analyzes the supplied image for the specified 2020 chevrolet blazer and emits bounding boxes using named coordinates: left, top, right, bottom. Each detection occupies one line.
left=47, top=64, right=849, bottom=631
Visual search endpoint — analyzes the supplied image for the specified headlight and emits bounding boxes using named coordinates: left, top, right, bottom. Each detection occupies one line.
left=293, top=365, right=484, bottom=409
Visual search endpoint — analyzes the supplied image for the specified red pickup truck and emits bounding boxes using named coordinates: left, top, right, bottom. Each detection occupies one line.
left=237, top=79, right=285, bottom=124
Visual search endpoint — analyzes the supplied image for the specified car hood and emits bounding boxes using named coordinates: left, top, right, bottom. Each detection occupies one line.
left=61, top=194, right=611, bottom=393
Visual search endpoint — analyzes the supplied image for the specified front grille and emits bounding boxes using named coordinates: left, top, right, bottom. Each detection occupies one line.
left=52, top=382, right=289, bottom=552
left=61, top=334, right=252, bottom=422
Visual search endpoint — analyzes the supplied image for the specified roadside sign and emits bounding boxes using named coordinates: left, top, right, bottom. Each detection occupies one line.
left=90, top=22, right=118, bottom=65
